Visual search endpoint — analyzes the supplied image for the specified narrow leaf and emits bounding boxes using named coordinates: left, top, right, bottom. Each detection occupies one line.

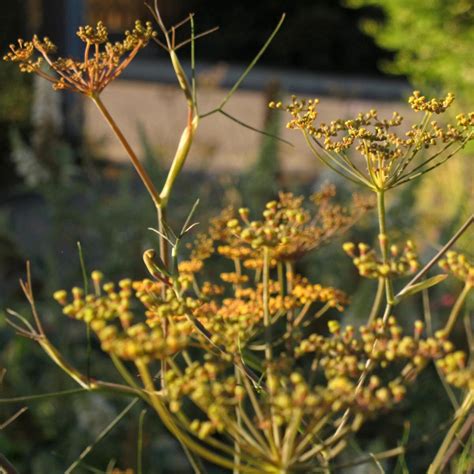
left=148, top=227, right=175, bottom=246
left=396, top=274, right=448, bottom=302
left=219, top=110, right=293, bottom=146
left=65, top=399, right=139, bottom=474
left=0, top=407, right=28, bottom=430
left=77, top=241, right=89, bottom=294
left=180, top=198, right=200, bottom=237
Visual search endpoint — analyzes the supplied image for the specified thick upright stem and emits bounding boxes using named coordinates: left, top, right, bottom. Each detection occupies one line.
left=263, top=247, right=281, bottom=451
left=263, top=247, right=273, bottom=367
left=157, top=204, right=169, bottom=388
left=334, top=191, right=395, bottom=439
left=159, top=110, right=198, bottom=206
left=285, top=261, right=295, bottom=354
left=376, top=191, right=394, bottom=306
left=157, top=205, right=170, bottom=272
left=91, top=94, right=161, bottom=208
left=234, top=366, right=242, bottom=474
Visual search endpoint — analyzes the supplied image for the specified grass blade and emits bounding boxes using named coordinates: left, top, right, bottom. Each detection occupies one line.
left=0, top=388, right=88, bottom=404
left=65, top=398, right=140, bottom=474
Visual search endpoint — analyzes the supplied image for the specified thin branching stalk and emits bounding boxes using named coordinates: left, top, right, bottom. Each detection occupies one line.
left=90, top=93, right=161, bottom=208
left=428, top=391, right=473, bottom=474
left=135, top=359, right=262, bottom=473
left=397, top=213, right=473, bottom=299
left=368, top=277, right=384, bottom=323
left=444, top=283, right=472, bottom=334
left=65, top=398, right=139, bottom=474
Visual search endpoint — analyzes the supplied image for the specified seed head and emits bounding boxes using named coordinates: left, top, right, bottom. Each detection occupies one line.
left=4, top=21, right=156, bottom=95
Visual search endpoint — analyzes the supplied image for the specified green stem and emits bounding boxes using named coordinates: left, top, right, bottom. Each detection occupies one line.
left=110, top=354, right=141, bottom=392
left=285, top=261, right=295, bottom=354
left=65, top=398, right=139, bottom=474
left=217, top=14, right=285, bottom=111
left=262, top=247, right=273, bottom=367
left=376, top=191, right=394, bottom=305
left=263, top=248, right=281, bottom=452
left=137, top=409, right=146, bottom=474
left=333, top=192, right=395, bottom=439
left=157, top=205, right=170, bottom=269
left=368, top=278, right=384, bottom=323
left=159, top=112, right=199, bottom=206
left=281, top=408, right=303, bottom=467
left=396, top=214, right=473, bottom=300
left=36, top=337, right=144, bottom=398
left=444, top=283, right=472, bottom=335
left=428, top=391, right=473, bottom=474
left=277, top=262, right=284, bottom=297
left=135, top=360, right=260, bottom=473
left=0, top=388, right=87, bottom=404
left=234, top=366, right=243, bottom=474
left=303, top=132, right=366, bottom=186
left=38, top=338, right=96, bottom=390
left=157, top=203, right=169, bottom=389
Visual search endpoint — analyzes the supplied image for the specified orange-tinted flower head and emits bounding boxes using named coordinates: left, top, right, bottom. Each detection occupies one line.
left=4, top=21, right=156, bottom=95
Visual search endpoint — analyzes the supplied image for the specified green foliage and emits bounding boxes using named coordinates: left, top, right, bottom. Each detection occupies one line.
left=0, top=65, right=32, bottom=123
left=0, top=0, right=32, bottom=188
left=346, top=0, right=474, bottom=103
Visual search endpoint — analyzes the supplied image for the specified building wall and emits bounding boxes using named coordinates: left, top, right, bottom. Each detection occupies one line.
left=84, top=79, right=413, bottom=177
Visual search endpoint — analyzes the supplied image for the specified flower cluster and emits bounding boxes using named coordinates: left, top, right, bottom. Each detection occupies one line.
left=222, top=186, right=372, bottom=262
left=7, top=7, right=472, bottom=471
left=4, top=21, right=156, bottom=95
left=40, top=187, right=472, bottom=472
left=342, top=240, right=419, bottom=279
left=54, top=275, right=134, bottom=327
left=196, top=277, right=348, bottom=351
left=98, top=321, right=191, bottom=362
left=176, top=187, right=372, bottom=280
left=439, top=251, right=474, bottom=287
left=165, top=361, right=239, bottom=435
left=291, top=277, right=348, bottom=311
left=408, top=90, right=455, bottom=114
left=43, top=177, right=471, bottom=473
left=272, top=93, right=474, bottom=190
left=296, top=318, right=454, bottom=377
left=436, top=352, right=473, bottom=390
left=270, top=371, right=407, bottom=422
left=51, top=197, right=471, bottom=424
left=54, top=257, right=348, bottom=358
left=53, top=274, right=193, bottom=361
left=151, top=313, right=469, bottom=469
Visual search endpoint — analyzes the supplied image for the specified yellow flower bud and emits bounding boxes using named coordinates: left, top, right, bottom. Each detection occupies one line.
left=53, top=290, right=68, bottom=305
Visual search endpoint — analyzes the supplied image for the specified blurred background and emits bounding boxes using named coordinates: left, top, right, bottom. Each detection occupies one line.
left=0, top=1, right=472, bottom=472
